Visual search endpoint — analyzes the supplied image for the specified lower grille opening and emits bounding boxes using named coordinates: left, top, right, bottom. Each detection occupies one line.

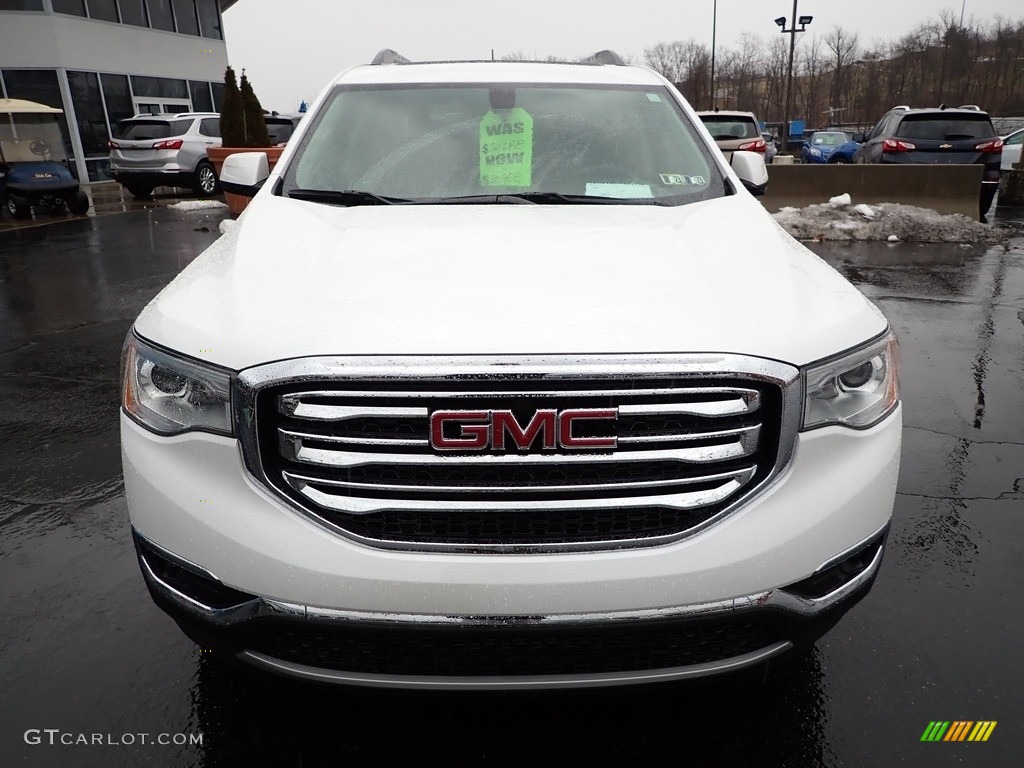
left=135, top=533, right=256, bottom=610
left=333, top=506, right=727, bottom=545
left=247, top=616, right=784, bottom=677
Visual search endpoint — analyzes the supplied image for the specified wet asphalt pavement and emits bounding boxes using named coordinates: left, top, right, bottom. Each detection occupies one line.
left=1, top=206, right=1023, bottom=767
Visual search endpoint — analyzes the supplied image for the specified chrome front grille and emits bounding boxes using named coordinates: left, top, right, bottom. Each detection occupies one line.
left=238, top=356, right=800, bottom=552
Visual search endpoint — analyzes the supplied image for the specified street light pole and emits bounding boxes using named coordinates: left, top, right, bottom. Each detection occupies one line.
left=710, top=0, right=718, bottom=109
left=776, top=3, right=812, bottom=156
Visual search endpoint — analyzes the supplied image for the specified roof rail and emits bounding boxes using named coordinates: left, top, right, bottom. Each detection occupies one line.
left=958, top=104, right=982, bottom=111
left=580, top=49, right=626, bottom=66
left=370, top=49, right=411, bottom=65
left=892, top=104, right=910, bottom=111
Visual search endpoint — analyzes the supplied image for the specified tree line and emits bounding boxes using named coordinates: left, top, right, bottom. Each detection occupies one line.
left=642, top=13, right=1024, bottom=128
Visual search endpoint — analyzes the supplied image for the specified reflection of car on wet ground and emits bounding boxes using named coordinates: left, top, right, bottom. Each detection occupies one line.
left=852, top=105, right=1003, bottom=216
left=801, top=131, right=860, bottom=164
left=0, top=98, right=90, bottom=219
left=122, top=50, right=901, bottom=691
left=697, top=110, right=767, bottom=161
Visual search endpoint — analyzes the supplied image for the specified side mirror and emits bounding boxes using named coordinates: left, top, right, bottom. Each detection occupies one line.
left=731, top=150, right=768, bottom=196
left=852, top=133, right=866, bottom=143
left=219, top=152, right=270, bottom=198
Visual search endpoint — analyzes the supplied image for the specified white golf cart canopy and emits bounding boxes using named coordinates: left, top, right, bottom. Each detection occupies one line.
left=0, top=99, right=63, bottom=115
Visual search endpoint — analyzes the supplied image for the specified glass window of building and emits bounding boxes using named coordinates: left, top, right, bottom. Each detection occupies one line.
left=68, top=70, right=109, bottom=155
left=100, top=73, right=134, bottom=126
left=88, top=0, right=119, bottom=22
left=146, top=0, right=174, bottom=31
left=189, top=80, right=213, bottom=112
left=50, top=0, right=86, bottom=15
left=118, top=0, right=147, bottom=26
left=196, top=0, right=221, bottom=39
left=0, top=0, right=44, bottom=10
left=131, top=75, right=188, bottom=100
left=171, top=0, right=198, bottom=35
left=1, top=69, right=74, bottom=164
left=210, top=82, right=225, bottom=112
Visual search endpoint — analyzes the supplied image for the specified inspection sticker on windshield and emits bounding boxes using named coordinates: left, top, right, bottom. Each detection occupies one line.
left=660, top=173, right=706, bottom=186
left=480, top=108, right=533, bottom=187
left=585, top=183, right=652, bottom=198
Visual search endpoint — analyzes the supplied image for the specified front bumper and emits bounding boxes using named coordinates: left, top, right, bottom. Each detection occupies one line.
left=136, top=524, right=887, bottom=689
left=123, top=403, right=900, bottom=688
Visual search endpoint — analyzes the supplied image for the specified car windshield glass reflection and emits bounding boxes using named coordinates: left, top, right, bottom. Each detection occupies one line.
left=284, top=84, right=722, bottom=205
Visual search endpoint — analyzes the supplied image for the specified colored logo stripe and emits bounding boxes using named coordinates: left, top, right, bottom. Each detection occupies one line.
left=921, top=721, right=996, bottom=742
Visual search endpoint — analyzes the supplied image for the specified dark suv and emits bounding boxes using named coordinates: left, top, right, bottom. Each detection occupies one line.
left=853, top=106, right=1003, bottom=217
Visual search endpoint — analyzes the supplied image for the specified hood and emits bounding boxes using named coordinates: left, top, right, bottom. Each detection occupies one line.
left=136, top=193, right=887, bottom=371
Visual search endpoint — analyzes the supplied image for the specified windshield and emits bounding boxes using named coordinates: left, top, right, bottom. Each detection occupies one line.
left=0, top=115, right=68, bottom=163
left=283, top=83, right=722, bottom=205
left=811, top=132, right=850, bottom=146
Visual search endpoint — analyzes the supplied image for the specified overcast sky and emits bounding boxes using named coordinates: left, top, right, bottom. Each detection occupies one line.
left=224, top=0, right=1021, bottom=111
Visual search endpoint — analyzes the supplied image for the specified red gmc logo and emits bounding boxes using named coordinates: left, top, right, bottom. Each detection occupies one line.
left=430, top=409, right=618, bottom=452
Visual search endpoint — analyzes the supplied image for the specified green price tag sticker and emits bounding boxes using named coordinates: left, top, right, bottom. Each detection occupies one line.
left=480, top=108, right=533, bottom=187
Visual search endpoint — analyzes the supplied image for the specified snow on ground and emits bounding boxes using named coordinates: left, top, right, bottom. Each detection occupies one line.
left=772, top=196, right=1005, bottom=244
left=167, top=200, right=229, bottom=212
left=218, top=219, right=236, bottom=235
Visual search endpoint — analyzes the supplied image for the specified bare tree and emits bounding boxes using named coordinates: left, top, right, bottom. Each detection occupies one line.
left=825, top=26, right=860, bottom=118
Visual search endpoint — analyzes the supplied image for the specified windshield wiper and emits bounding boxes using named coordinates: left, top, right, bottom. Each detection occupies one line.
left=287, top=188, right=412, bottom=206
left=424, top=192, right=662, bottom=205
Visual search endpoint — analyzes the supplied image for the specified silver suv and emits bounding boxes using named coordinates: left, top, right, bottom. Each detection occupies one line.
left=109, top=112, right=221, bottom=199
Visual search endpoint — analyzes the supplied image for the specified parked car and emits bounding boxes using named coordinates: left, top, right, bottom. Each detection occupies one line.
left=762, top=132, right=779, bottom=163
left=696, top=110, right=766, bottom=161
left=109, top=112, right=221, bottom=199
left=123, top=49, right=900, bottom=690
left=1, top=98, right=90, bottom=218
left=264, top=112, right=304, bottom=146
left=1000, top=127, right=1023, bottom=173
left=801, top=131, right=860, bottom=164
left=852, top=105, right=1003, bottom=217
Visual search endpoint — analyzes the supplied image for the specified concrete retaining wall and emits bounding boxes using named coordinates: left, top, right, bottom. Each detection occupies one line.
left=761, top=164, right=983, bottom=217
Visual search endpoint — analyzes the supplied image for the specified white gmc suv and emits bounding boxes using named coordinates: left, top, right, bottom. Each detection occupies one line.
left=121, top=51, right=901, bottom=689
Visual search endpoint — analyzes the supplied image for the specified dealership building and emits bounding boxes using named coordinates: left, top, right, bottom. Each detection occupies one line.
left=0, top=0, right=236, bottom=182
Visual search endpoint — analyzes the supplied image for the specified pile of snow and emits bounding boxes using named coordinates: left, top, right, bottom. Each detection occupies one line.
left=167, top=200, right=228, bottom=212
left=773, top=196, right=1005, bottom=244
left=218, top=219, right=237, bottom=235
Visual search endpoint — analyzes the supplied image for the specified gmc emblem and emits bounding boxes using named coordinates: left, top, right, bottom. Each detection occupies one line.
left=430, top=409, right=618, bottom=452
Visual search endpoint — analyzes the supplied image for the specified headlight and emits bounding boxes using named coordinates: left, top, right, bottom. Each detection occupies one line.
left=803, top=332, right=900, bottom=430
left=122, top=334, right=233, bottom=436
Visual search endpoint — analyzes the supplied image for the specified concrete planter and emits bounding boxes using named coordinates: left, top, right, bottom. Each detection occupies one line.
left=206, top=146, right=285, bottom=215
left=998, top=167, right=1024, bottom=207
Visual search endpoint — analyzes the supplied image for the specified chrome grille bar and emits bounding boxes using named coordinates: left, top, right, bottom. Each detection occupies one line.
left=285, top=473, right=752, bottom=515
left=281, top=465, right=757, bottom=497
left=278, top=424, right=760, bottom=450
left=280, top=429, right=759, bottom=468
left=281, top=401, right=428, bottom=421
left=280, top=386, right=761, bottom=402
